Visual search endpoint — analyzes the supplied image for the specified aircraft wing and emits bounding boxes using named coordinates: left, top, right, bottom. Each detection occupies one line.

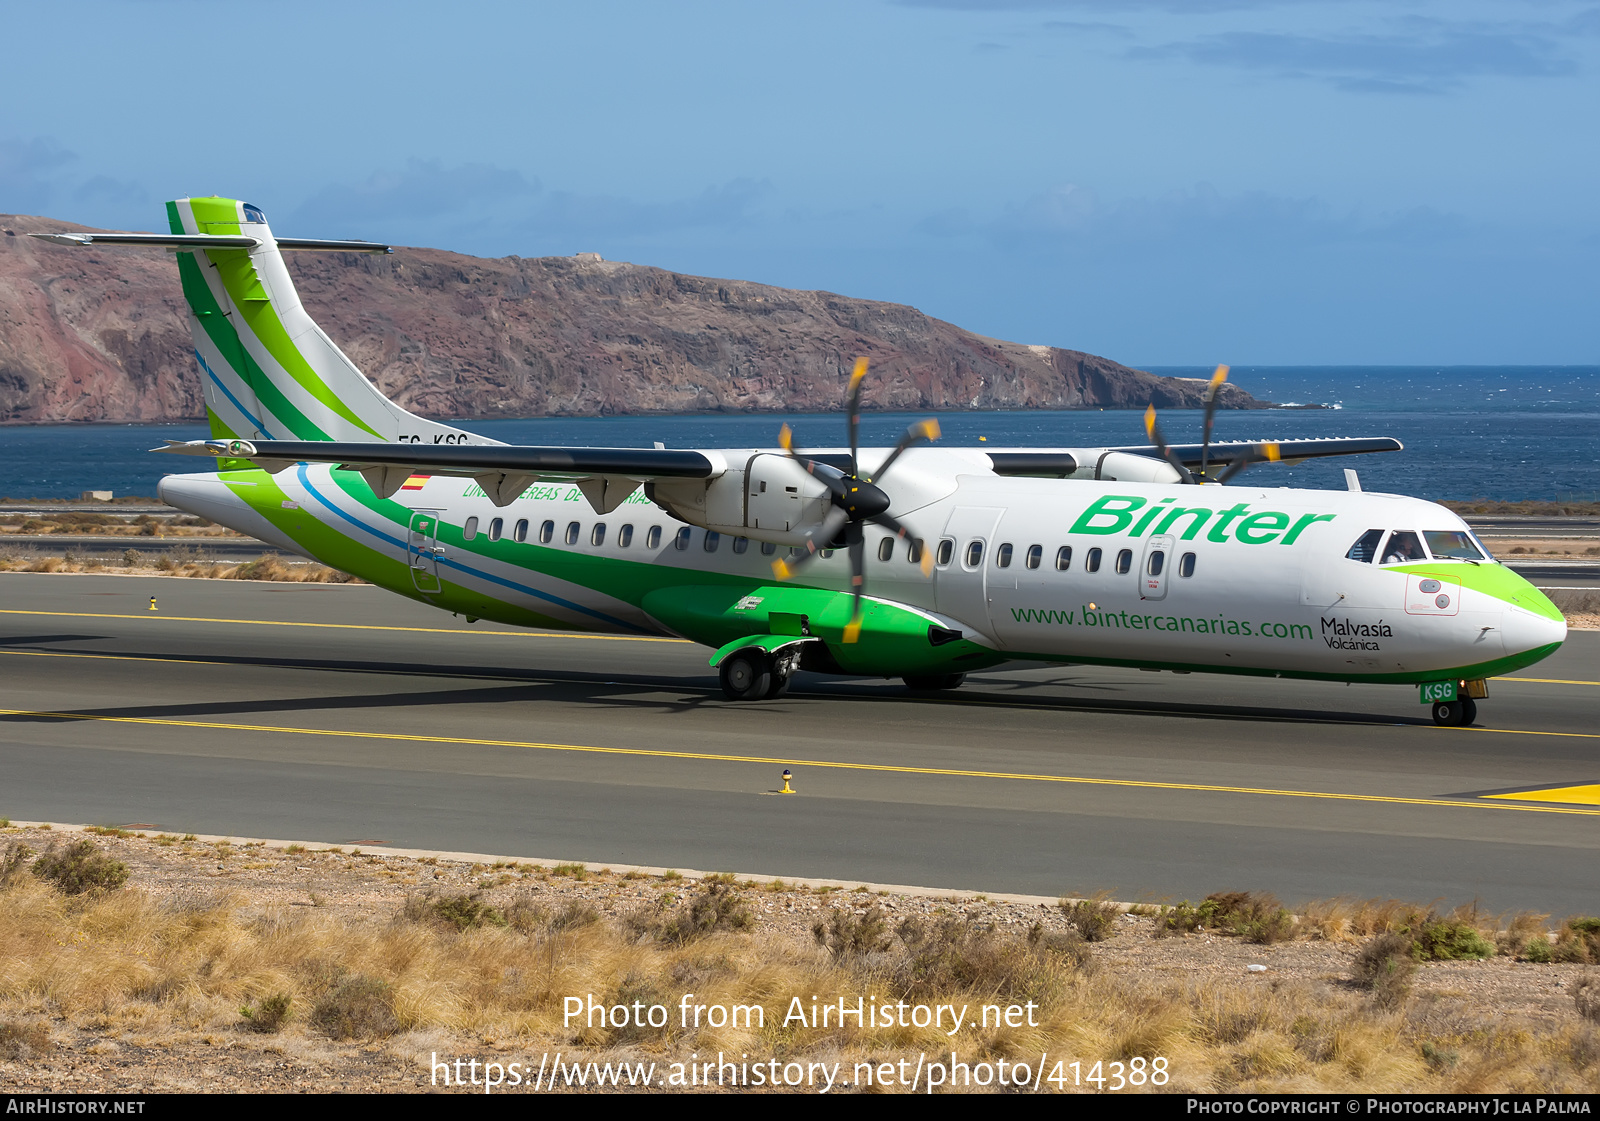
left=155, top=437, right=717, bottom=508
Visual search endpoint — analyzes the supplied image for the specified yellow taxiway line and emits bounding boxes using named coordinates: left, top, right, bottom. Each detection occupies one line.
left=2, top=706, right=1598, bottom=818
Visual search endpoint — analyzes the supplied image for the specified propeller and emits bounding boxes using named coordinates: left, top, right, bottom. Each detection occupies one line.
left=1143, top=364, right=1282, bottom=485
left=771, top=358, right=940, bottom=642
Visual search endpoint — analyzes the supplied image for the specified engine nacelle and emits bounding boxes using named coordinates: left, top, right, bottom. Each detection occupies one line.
left=1072, top=451, right=1185, bottom=484
left=645, top=453, right=833, bottom=546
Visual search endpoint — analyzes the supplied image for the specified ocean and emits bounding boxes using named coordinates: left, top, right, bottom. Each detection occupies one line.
left=2, top=366, right=1596, bottom=502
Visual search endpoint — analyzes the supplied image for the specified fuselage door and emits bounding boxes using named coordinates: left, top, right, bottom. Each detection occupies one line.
left=1140, top=534, right=1173, bottom=601
left=408, top=510, right=443, bottom=595
left=935, top=505, right=1004, bottom=635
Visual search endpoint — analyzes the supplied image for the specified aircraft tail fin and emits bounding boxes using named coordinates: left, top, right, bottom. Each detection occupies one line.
left=164, top=197, right=481, bottom=445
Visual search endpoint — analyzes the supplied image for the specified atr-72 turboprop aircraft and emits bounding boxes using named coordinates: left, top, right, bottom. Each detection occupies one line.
left=34, top=198, right=1566, bottom=725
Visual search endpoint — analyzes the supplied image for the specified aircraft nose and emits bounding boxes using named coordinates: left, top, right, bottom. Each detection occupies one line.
left=1501, top=600, right=1567, bottom=658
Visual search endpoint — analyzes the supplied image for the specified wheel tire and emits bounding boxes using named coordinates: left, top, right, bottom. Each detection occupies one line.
left=764, top=670, right=792, bottom=699
left=719, top=651, right=771, bottom=701
left=1432, top=700, right=1465, bottom=727
left=1460, top=697, right=1478, bottom=726
left=903, top=673, right=966, bottom=692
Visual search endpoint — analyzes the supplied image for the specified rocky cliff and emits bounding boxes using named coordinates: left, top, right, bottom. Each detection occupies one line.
left=0, top=215, right=1270, bottom=423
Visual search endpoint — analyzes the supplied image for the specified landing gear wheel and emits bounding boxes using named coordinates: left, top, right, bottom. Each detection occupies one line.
left=1432, top=700, right=1470, bottom=727
left=903, top=673, right=967, bottom=692
left=764, top=671, right=792, bottom=699
left=1460, top=697, right=1477, bottom=726
left=719, top=651, right=772, bottom=701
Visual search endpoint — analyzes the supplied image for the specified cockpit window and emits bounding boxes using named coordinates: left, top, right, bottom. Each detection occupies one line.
left=242, top=203, right=267, bottom=225
left=1380, top=530, right=1427, bottom=565
left=1424, top=531, right=1486, bottom=560
left=1346, top=529, right=1385, bottom=563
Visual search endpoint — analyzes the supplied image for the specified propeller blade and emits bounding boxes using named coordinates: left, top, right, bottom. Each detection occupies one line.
left=1214, top=442, right=1277, bottom=485
left=778, top=422, right=797, bottom=456
left=843, top=523, right=866, bottom=644
left=867, top=512, right=932, bottom=578
left=1199, top=364, right=1229, bottom=480
left=845, top=357, right=868, bottom=476
left=870, top=418, right=940, bottom=483
left=771, top=506, right=849, bottom=580
left=1143, top=405, right=1197, bottom=484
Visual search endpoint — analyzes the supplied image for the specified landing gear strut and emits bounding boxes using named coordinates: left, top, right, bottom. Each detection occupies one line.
left=719, top=648, right=801, bottom=701
left=1431, top=698, right=1478, bottom=727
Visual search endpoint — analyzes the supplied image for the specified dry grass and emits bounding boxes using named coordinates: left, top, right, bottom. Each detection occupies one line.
left=0, top=549, right=360, bottom=583
left=2, top=831, right=1600, bottom=1092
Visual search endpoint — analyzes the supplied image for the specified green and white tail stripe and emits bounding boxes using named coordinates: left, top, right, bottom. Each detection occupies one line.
left=167, top=196, right=480, bottom=447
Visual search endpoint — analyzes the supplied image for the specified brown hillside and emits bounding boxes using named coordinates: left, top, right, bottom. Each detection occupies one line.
left=0, top=216, right=1270, bottom=423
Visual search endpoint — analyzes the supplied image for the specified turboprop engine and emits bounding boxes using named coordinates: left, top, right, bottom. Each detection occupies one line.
left=644, top=452, right=835, bottom=547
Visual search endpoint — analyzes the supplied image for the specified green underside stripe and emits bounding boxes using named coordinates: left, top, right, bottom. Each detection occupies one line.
left=176, top=252, right=328, bottom=441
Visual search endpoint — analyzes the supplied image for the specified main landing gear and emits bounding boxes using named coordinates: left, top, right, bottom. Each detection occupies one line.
left=1431, top=698, right=1478, bottom=727
left=718, top=648, right=796, bottom=701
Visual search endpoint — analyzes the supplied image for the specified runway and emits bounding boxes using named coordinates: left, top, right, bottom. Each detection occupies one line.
left=1, top=573, right=1597, bottom=913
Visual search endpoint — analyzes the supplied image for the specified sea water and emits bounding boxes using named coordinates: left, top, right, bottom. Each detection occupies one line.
left=2, top=366, right=1596, bottom=502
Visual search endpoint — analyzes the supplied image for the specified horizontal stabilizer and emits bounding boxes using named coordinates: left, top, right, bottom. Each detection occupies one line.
left=31, top=231, right=390, bottom=253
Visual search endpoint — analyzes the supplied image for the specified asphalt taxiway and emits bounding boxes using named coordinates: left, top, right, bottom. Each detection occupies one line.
left=1, top=573, right=1596, bottom=913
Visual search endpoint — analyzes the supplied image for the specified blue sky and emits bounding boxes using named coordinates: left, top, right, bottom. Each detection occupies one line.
left=3, top=0, right=1596, bottom=365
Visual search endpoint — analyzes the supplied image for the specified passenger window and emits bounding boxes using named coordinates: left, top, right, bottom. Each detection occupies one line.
left=618, top=524, right=633, bottom=548
left=488, top=517, right=503, bottom=542
left=760, top=540, right=776, bottom=556
left=733, top=535, right=749, bottom=554
left=1116, top=549, right=1133, bottom=574
left=964, top=540, right=984, bottom=568
left=937, top=539, right=954, bottom=567
left=1147, top=550, right=1165, bottom=576
left=464, top=516, right=479, bottom=541
left=996, top=543, right=1013, bottom=568
left=1085, top=547, right=1102, bottom=573
left=1055, top=546, right=1072, bottom=571
left=820, top=548, right=834, bottom=559
left=513, top=519, right=529, bottom=543
left=908, top=540, right=923, bottom=565
left=1380, top=531, right=1426, bottom=565
left=591, top=523, right=606, bottom=547
left=1346, top=529, right=1384, bottom=563
left=704, top=531, right=720, bottom=552
left=646, top=525, right=662, bottom=549
left=1026, top=544, right=1042, bottom=570
left=565, top=521, right=580, bottom=546
left=877, top=537, right=893, bottom=562
left=673, top=527, right=692, bottom=551
left=1179, top=552, right=1196, bottom=578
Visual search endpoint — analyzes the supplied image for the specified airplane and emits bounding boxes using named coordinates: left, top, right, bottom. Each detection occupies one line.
left=31, top=197, right=1567, bottom=726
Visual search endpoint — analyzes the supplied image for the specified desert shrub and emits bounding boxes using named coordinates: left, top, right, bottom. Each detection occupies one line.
left=550, top=902, right=601, bottom=931
left=1556, top=918, right=1600, bottom=964
left=1155, top=891, right=1295, bottom=943
left=504, top=897, right=550, bottom=933
left=1574, top=976, right=1600, bottom=1025
left=891, top=915, right=1079, bottom=1003
left=636, top=883, right=754, bottom=946
left=312, top=975, right=399, bottom=1039
left=402, top=892, right=507, bottom=931
left=1414, top=915, right=1494, bottom=961
left=240, top=992, right=292, bottom=1034
left=0, top=843, right=35, bottom=890
left=1352, top=933, right=1417, bottom=1008
left=0, top=1021, right=53, bottom=1059
left=550, top=863, right=589, bottom=881
left=1524, top=938, right=1554, bottom=963
left=32, top=840, right=129, bottom=895
left=813, top=904, right=891, bottom=959
left=1059, top=895, right=1120, bottom=942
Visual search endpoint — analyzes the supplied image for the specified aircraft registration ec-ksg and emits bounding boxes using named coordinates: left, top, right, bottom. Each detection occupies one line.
left=34, top=198, right=1566, bottom=726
